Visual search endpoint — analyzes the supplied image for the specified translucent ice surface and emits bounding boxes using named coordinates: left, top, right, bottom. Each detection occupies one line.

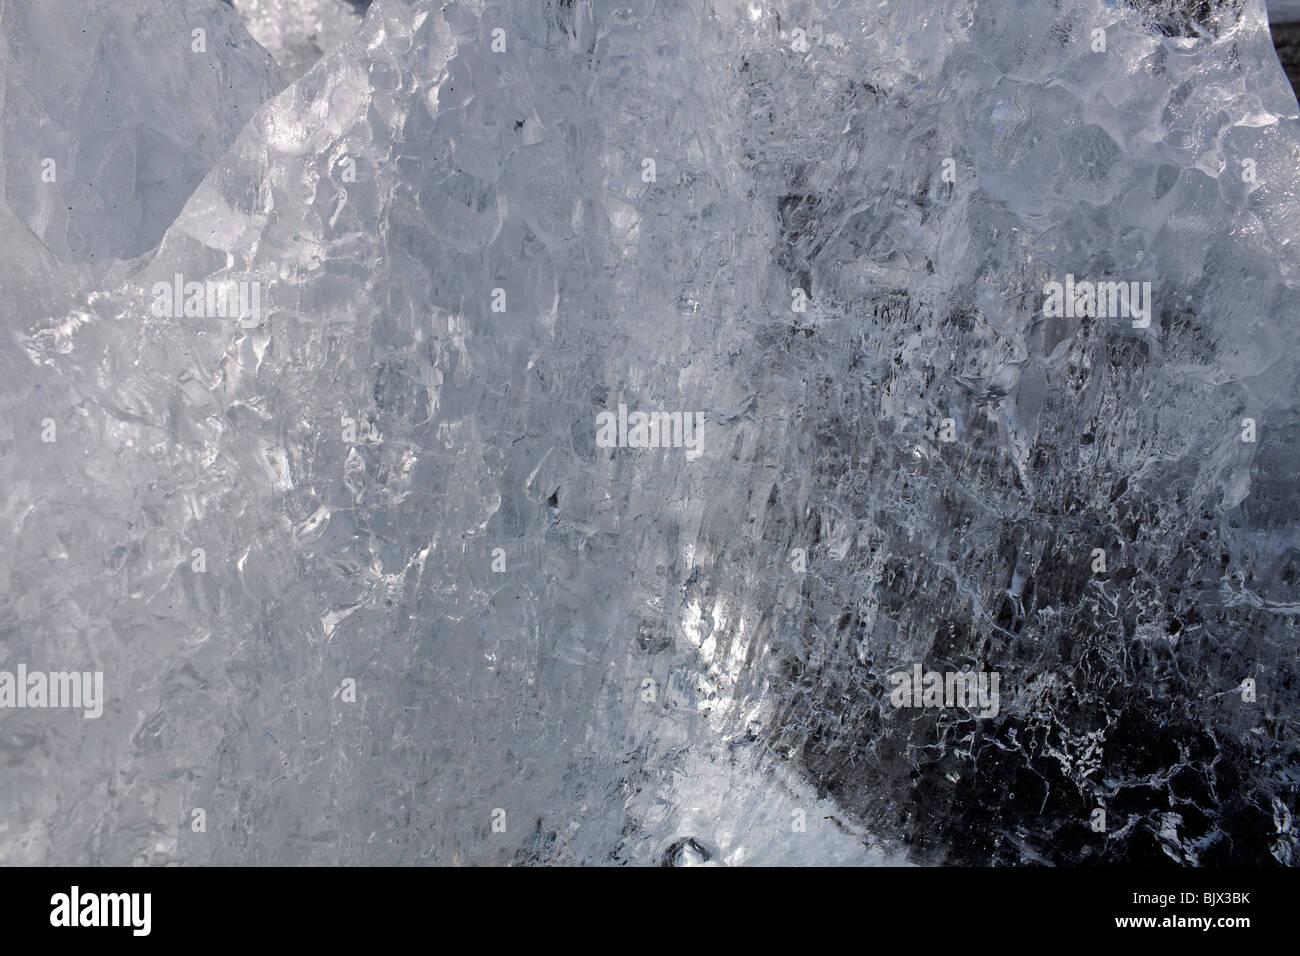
left=227, top=0, right=369, bottom=81
left=0, top=0, right=284, bottom=268
left=0, top=0, right=1297, bottom=865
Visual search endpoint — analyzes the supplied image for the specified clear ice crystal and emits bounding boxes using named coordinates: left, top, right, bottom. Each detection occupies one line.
left=227, top=0, right=369, bottom=81
left=0, top=0, right=1297, bottom=865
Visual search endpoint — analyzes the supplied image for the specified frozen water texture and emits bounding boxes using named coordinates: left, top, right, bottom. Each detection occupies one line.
left=0, top=0, right=284, bottom=271
left=227, top=0, right=370, bottom=81
left=0, top=0, right=1297, bottom=865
